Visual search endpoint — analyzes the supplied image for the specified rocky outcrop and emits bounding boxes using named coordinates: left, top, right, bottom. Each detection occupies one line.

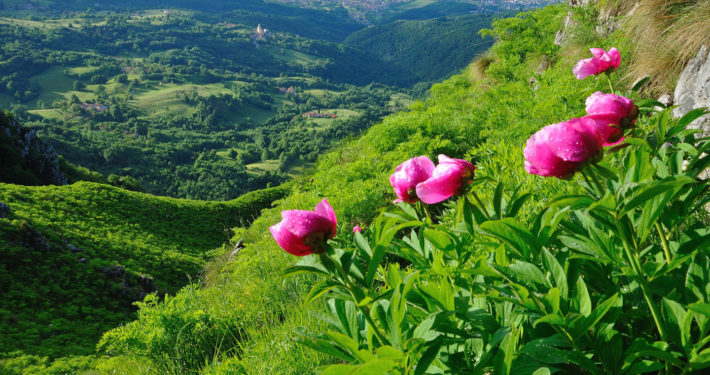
left=21, top=227, right=52, bottom=253
left=102, top=264, right=164, bottom=303
left=673, top=45, right=710, bottom=138
left=0, top=203, right=10, bottom=218
left=0, top=112, right=67, bottom=186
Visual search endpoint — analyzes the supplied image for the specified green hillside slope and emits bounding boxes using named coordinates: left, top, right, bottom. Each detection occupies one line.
left=0, top=181, right=290, bottom=358
left=345, top=15, right=495, bottom=83
left=94, top=4, right=600, bottom=373
left=5, top=1, right=706, bottom=374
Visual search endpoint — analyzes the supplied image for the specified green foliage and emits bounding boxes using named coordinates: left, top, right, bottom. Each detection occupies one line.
left=292, top=104, right=710, bottom=374
left=0, top=181, right=290, bottom=358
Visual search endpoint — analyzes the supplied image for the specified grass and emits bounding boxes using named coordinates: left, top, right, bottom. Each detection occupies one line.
left=620, top=0, right=710, bottom=94
left=30, top=66, right=75, bottom=106
left=0, top=16, right=104, bottom=29
left=305, top=108, right=360, bottom=126
left=263, top=46, right=320, bottom=66
left=246, top=159, right=314, bottom=178
left=129, top=83, right=233, bottom=117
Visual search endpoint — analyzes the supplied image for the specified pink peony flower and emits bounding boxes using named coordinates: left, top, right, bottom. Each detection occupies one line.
left=583, top=92, right=639, bottom=145
left=353, top=225, right=362, bottom=233
left=416, top=155, right=476, bottom=204
left=390, top=156, right=435, bottom=203
left=573, top=48, right=621, bottom=79
left=524, top=118, right=604, bottom=178
left=269, top=198, right=337, bottom=256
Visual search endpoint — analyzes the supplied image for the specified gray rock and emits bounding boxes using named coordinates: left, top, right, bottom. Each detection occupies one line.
left=78, top=258, right=88, bottom=264
left=228, top=239, right=245, bottom=261
left=102, top=265, right=125, bottom=279
left=658, top=93, right=673, bottom=107
left=0, top=203, right=10, bottom=218
left=67, top=244, right=82, bottom=253
left=21, top=228, right=51, bottom=252
left=0, top=113, right=68, bottom=186
left=673, top=45, right=710, bottom=138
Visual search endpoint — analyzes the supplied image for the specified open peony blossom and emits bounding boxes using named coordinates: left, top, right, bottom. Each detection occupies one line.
left=573, top=47, right=621, bottom=79
left=270, top=198, right=337, bottom=256
left=416, top=155, right=476, bottom=204
left=390, top=156, right=435, bottom=203
left=586, top=91, right=638, bottom=123
left=524, top=117, right=604, bottom=178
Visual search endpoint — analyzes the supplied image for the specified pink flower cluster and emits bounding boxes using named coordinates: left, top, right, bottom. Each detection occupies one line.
left=573, top=48, right=620, bottom=79
left=390, top=154, right=475, bottom=204
left=525, top=48, right=638, bottom=179
left=269, top=155, right=474, bottom=256
left=270, top=47, right=636, bottom=256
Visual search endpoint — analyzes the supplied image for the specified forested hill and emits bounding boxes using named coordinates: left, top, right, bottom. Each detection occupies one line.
left=345, top=14, right=496, bottom=83
left=3, top=0, right=360, bottom=41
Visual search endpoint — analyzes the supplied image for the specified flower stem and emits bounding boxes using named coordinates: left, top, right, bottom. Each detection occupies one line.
left=615, top=217, right=666, bottom=341
left=606, top=74, right=615, bottom=94
left=656, top=222, right=672, bottom=265
left=588, top=167, right=605, bottom=192
left=418, top=201, right=433, bottom=225
left=321, top=251, right=389, bottom=345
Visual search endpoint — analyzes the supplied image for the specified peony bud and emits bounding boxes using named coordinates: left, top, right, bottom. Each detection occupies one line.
left=416, top=155, right=476, bottom=204
left=524, top=118, right=604, bottom=178
left=389, top=156, right=435, bottom=203
left=269, top=198, right=337, bottom=256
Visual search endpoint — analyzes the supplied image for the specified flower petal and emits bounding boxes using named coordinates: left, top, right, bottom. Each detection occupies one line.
left=270, top=221, right=312, bottom=256
left=573, top=57, right=601, bottom=79
left=281, top=210, right=334, bottom=239
left=314, top=198, right=337, bottom=238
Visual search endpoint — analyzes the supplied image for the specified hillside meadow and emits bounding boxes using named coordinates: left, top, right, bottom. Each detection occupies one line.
left=0, top=181, right=290, bottom=358
left=2, top=0, right=709, bottom=374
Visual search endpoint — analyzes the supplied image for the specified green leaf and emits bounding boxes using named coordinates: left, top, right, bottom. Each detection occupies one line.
left=350, top=359, right=397, bottom=374
left=423, top=228, right=454, bottom=251
left=283, top=265, right=329, bottom=277
left=493, top=182, right=504, bottom=219
left=571, top=276, right=591, bottom=316
left=319, top=364, right=358, bottom=375
left=662, top=298, right=688, bottom=351
left=620, top=176, right=694, bottom=216
left=413, top=341, right=441, bottom=375
left=480, top=218, right=536, bottom=260
left=366, top=244, right=387, bottom=288
left=306, top=279, right=341, bottom=303
left=376, top=346, right=404, bottom=360
left=542, top=249, right=568, bottom=301
left=326, top=331, right=368, bottom=362
left=353, top=231, right=372, bottom=257
left=569, top=293, right=618, bottom=339
left=678, top=108, right=709, bottom=128
left=631, top=76, right=651, bottom=92
left=687, top=303, right=710, bottom=318
left=505, top=261, right=549, bottom=290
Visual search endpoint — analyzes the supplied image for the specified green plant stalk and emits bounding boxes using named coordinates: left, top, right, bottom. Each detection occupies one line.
left=614, top=217, right=667, bottom=341
left=655, top=222, right=672, bottom=265
left=470, top=190, right=491, bottom=220
left=605, top=73, right=614, bottom=94
left=417, top=200, right=433, bottom=225
left=322, top=251, right=390, bottom=345
left=588, top=167, right=605, bottom=193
